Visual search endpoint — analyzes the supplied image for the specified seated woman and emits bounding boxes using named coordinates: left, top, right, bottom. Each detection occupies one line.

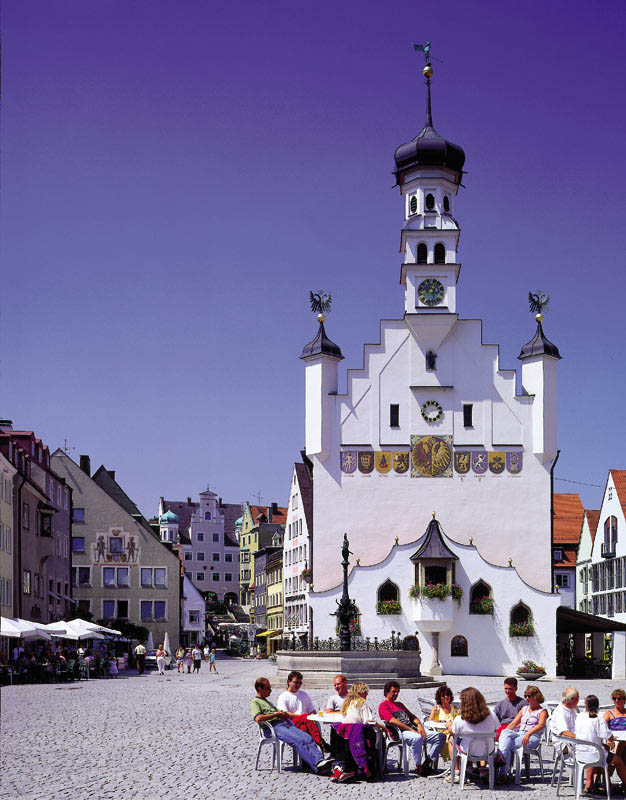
left=576, top=694, right=619, bottom=794
left=334, top=683, right=385, bottom=782
left=446, top=687, right=498, bottom=784
left=604, top=687, right=626, bottom=789
left=498, top=685, right=547, bottom=781
left=429, top=686, right=459, bottom=763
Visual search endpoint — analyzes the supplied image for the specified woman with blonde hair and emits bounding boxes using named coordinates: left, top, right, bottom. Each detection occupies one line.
left=604, top=688, right=626, bottom=789
left=334, top=683, right=384, bottom=781
left=498, top=685, right=547, bottom=782
left=155, top=644, right=167, bottom=676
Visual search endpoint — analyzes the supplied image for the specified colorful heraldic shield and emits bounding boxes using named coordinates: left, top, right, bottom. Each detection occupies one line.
left=375, top=451, right=392, bottom=473
left=489, top=452, right=506, bottom=474
left=358, top=452, right=375, bottom=474
left=454, top=451, right=471, bottom=474
left=393, top=451, right=409, bottom=473
left=506, top=452, right=523, bottom=473
left=410, top=435, right=453, bottom=478
left=471, top=451, right=488, bottom=474
left=340, top=451, right=357, bottom=474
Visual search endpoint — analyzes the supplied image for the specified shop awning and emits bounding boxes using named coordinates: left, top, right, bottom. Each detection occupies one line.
left=557, top=607, right=626, bottom=634
left=256, top=629, right=279, bottom=639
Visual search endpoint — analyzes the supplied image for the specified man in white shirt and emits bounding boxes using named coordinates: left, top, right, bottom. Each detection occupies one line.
left=325, top=674, right=349, bottom=713
left=277, top=670, right=329, bottom=753
left=551, top=686, right=579, bottom=740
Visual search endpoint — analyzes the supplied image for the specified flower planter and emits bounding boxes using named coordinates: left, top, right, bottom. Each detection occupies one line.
left=516, top=671, right=544, bottom=681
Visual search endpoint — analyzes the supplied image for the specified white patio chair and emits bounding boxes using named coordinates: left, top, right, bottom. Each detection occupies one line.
left=450, top=732, right=496, bottom=790
left=513, top=727, right=547, bottom=783
left=551, top=733, right=576, bottom=795
left=254, top=721, right=300, bottom=773
left=384, top=722, right=410, bottom=776
left=573, top=738, right=612, bottom=800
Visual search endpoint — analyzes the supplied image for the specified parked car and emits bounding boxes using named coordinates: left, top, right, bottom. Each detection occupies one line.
left=144, top=649, right=173, bottom=670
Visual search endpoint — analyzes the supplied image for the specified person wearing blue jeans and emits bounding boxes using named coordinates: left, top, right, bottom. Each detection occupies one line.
left=251, top=677, right=334, bottom=774
left=498, top=685, right=547, bottom=780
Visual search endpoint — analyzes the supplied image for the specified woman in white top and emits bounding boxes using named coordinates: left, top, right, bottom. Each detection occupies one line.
left=499, top=685, right=547, bottom=780
left=575, top=694, right=615, bottom=794
left=337, top=683, right=385, bottom=780
left=447, top=687, right=498, bottom=784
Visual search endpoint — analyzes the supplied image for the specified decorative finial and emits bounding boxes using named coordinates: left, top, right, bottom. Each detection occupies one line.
left=469, top=536, right=473, bottom=545
left=413, top=41, right=439, bottom=125
left=508, top=557, right=513, bottom=566
left=432, top=511, right=436, bottom=519
left=356, top=557, right=360, bottom=565
left=309, top=290, right=332, bottom=321
left=528, top=290, right=550, bottom=321
left=394, top=536, right=399, bottom=545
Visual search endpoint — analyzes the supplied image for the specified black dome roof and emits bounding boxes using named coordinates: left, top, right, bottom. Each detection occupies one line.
left=300, top=320, right=343, bottom=361
left=394, top=76, right=465, bottom=183
left=518, top=320, right=562, bottom=361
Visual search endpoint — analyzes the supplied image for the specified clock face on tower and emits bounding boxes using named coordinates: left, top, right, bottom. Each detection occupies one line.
left=417, top=278, right=445, bottom=307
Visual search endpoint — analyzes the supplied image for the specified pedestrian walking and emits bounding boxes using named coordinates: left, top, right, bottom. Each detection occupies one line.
left=176, top=646, right=185, bottom=673
left=109, top=656, right=119, bottom=678
left=134, top=642, right=147, bottom=675
left=192, top=645, right=202, bottom=673
left=156, top=644, right=167, bottom=675
left=209, top=648, right=218, bottom=674
left=185, top=648, right=193, bottom=674
left=203, top=644, right=210, bottom=663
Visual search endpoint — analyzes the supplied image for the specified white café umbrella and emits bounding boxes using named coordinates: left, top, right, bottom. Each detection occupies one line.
left=146, top=630, right=154, bottom=650
left=163, top=631, right=171, bottom=655
left=0, top=617, right=52, bottom=639
left=38, top=619, right=105, bottom=641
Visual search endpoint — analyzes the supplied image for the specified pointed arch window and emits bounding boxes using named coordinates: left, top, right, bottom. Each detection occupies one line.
left=425, top=193, right=435, bottom=211
left=509, top=602, right=534, bottom=637
left=417, top=243, right=428, bottom=264
left=377, top=579, right=399, bottom=603
left=451, top=635, right=468, bottom=656
left=469, top=580, right=494, bottom=614
left=434, top=243, right=446, bottom=264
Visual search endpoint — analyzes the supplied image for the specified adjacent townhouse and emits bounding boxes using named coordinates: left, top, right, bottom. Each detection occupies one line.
left=0, top=423, right=72, bottom=624
left=552, top=493, right=584, bottom=608
left=283, top=459, right=313, bottom=644
left=0, top=450, right=17, bottom=618
left=239, top=502, right=287, bottom=612
left=52, top=451, right=180, bottom=646
left=576, top=509, right=600, bottom=614
left=265, top=548, right=283, bottom=655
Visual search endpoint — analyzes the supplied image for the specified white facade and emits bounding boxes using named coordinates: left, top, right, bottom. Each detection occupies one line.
left=302, top=83, right=562, bottom=676
left=182, top=574, right=206, bottom=642
left=576, top=510, right=598, bottom=614
left=577, top=472, right=626, bottom=620
left=283, top=465, right=311, bottom=639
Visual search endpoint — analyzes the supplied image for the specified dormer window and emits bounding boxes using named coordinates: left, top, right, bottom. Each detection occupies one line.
left=409, top=195, right=418, bottom=215
left=443, top=195, right=450, bottom=213
left=434, top=243, right=446, bottom=264
left=425, top=193, right=435, bottom=211
left=416, top=243, right=428, bottom=264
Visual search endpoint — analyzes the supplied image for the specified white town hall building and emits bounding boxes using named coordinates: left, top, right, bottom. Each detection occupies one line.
left=300, top=65, right=566, bottom=677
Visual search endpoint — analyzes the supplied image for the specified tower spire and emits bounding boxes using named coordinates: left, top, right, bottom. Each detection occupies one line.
left=425, top=71, right=433, bottom=127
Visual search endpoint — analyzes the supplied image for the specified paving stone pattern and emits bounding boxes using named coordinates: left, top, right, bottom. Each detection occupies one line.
left=1, top=653, right=622, bottom=800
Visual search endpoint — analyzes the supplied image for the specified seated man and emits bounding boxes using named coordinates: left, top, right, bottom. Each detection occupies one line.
left=379, top=680, right=445, bottom=775
left=326, top=674, right=349, bottom=713
left=277, top=670, right=330, bottom=754
left=493, top=677, right=527, bottom=740
left=251, top=677, right=333, bottom=774
left=551, top=686, right=579, bottom=740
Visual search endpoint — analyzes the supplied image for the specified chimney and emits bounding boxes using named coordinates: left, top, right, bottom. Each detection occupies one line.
left=107, top=470, right=116, bottom=480
left=0, top=419, right=13, bottom=431
left=271, top=502, right=279, bottom=516
left=79, top=455, right=91, bottom=476
left=187, top=497, right=192, bottom=505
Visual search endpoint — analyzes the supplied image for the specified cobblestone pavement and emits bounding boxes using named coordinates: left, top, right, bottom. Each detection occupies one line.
left=1, top=653, right=623, bottom=800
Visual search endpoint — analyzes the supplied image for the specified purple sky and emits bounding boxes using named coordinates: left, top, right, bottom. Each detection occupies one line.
left=1, top=0, right=624, bottom=516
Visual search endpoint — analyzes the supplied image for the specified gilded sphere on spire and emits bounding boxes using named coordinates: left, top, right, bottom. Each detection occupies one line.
left=317, top=312, right=326, bottom=323
left=423, top=64, right=433, bottom=78
left=535, top=313, right=544, bottom=323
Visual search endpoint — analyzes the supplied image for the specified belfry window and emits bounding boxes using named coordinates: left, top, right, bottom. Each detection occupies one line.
left=409, top=195, right=418, bottom=215
left=417, top=243, right=428, bottom=264
left=425, top=193, right=435, bottom=211
left=443, top=195, right=450, bottom=212
left=463, top=404, right=473, bottom=427
left=434, top=243, right=446, bottom=264
left=389, top=404, right=400, bottom=428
